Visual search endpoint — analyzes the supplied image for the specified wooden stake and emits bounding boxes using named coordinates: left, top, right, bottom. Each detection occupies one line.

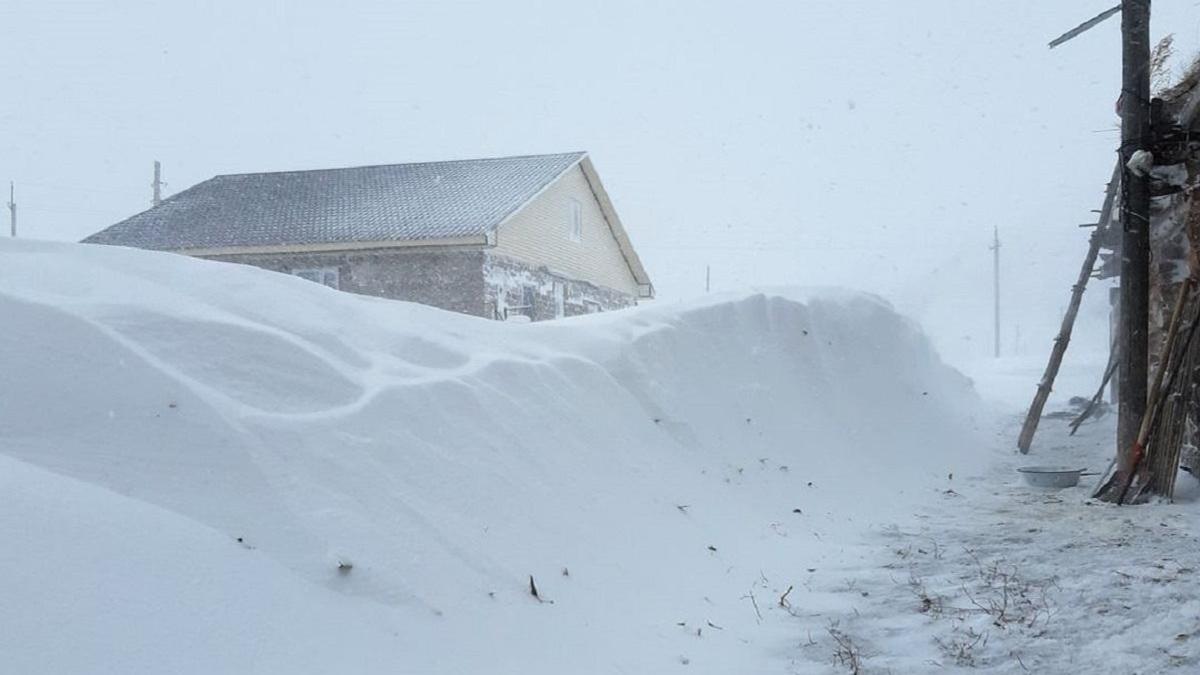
left=1069, top=346, right=1119, bottom=435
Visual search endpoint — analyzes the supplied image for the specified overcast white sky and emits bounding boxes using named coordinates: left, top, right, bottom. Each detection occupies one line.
left=3, top=1, right=1199, bottom=364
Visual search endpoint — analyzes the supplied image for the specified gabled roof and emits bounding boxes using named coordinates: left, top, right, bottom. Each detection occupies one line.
left=575, top=156, right=653, bottom=292
left=83, top=152, right=587, bottom=251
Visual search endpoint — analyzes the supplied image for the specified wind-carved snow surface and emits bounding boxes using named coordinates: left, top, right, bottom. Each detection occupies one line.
left=0, top=239, right=985, bottom=674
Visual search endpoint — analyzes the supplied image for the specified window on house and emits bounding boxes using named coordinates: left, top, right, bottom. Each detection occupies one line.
left=501, top=285, right=537, bottom=321
left=293, top=267, right=340, bottom=289
left=568, top=198, right=583, bottom=242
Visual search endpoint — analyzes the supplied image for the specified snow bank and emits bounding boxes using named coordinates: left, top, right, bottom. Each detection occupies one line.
left=0, top=239, right=983, bottom=673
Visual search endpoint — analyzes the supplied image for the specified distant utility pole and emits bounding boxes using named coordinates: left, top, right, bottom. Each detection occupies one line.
left=705, top=265, right=711, bottom=293
left=152, top=160, right=164, bottom=206
left=1115, top=0, right=1152, bottom=467
left=6, top=182, right=15, bottom=238
left=991, top=226, right=1001, bottom=358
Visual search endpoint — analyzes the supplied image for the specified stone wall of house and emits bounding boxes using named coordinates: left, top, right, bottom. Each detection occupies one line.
left=483, top=253, right=635, bottom=321
left=204, top=248, right=487, bottom=317
left=200, top=248, right=637, bottom=322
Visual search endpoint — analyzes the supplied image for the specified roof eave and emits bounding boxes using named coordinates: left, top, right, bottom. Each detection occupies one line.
left=166, top=236, right=490, bottom=257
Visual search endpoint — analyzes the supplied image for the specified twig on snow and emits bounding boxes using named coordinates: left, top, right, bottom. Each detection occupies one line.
left=779, top=585, right=794, bottom=608
left=742, top=589, right=763, bottom=623
left=827, top=624, right=865, bottom=674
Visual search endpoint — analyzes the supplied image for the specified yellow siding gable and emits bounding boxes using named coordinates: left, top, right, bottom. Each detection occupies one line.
left=491, top=165, right=640, bottom=296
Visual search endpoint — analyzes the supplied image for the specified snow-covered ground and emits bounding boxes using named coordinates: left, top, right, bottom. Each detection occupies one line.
left=2, top=238, right=1194, bottom=674
left=780, top=350, right=1200, bottom=673
left=787, top=408, right=1200, bottom=674
left=0, top=238, right=985, bottom=673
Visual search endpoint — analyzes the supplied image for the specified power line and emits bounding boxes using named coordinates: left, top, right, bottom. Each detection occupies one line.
left=13, top=180, right=136, bottom=196
left=22, top=205, right=122, bottom=216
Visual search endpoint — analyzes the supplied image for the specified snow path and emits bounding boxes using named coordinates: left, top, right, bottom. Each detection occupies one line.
left=788, top=413, right=1200, bottom=674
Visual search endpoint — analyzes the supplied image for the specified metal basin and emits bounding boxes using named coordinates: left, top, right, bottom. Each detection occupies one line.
left=1017, top=466, right=1087, bottom=488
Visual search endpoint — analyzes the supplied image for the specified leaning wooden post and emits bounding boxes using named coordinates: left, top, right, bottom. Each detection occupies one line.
left=1017, top=163, right=1120, bottom=453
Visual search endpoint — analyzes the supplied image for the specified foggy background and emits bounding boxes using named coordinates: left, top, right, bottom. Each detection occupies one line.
left=4, top=0, right=1199, bottom=367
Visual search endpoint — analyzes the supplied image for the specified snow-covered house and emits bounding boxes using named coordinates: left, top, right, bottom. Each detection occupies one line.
left=83, top=152, right=654, bottom=320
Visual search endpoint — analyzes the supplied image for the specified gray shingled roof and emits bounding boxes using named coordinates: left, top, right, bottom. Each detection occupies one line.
left=84, top=152, right=586, bottom=251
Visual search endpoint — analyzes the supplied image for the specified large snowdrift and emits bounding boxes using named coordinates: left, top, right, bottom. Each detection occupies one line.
left=0, top=239, right=983, bottom=673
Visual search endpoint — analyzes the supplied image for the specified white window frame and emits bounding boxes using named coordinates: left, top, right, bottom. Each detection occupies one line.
left=293, top=266, right=340, bottom=289
left=568, top=198, right=583, bottom=242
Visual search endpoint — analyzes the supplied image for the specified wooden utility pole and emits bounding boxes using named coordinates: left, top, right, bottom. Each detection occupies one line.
left=992, top=226, right=1001, bottom=358
left=6, top=182, right=14, bottom=238
left=152, top=160, right=164, bottom=206
left=1114, top=0, right=1152, bottom=476
left=705, top=265, right=711, bottom=293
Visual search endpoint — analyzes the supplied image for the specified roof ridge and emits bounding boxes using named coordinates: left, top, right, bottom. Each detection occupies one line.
left=213, top=151, right=588, bottom=180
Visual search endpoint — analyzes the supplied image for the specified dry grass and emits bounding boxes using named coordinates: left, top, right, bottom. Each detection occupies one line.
left=827, top=623, right=865, bottom=674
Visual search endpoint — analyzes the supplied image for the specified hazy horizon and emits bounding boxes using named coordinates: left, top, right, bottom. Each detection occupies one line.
left=5, top=0, right=1198, bottom=365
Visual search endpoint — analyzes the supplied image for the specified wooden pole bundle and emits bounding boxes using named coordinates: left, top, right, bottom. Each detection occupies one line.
left=1142, top=334, right=1197, bottom=498
left=1131, top=279, right=1200, bottom=501
left=1100, top=277, right=1199, bottom=503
